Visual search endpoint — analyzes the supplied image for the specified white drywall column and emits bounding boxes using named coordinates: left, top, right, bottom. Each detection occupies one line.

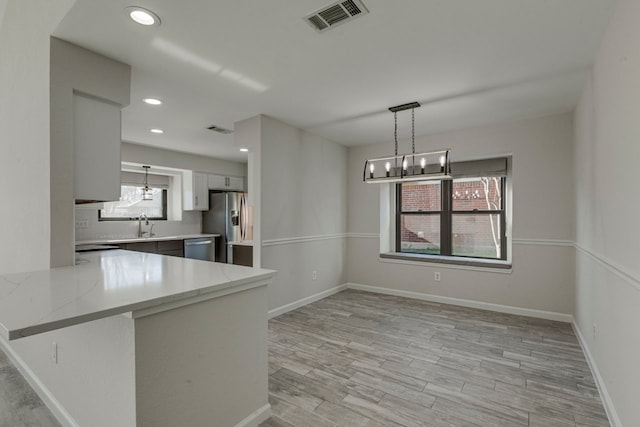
left=0, top=0, right=76, bottom=275
left=259, top=116, right=348, bottom=310
left=235, top=115, right=349, bottom=311
left=234, top=115, right=263, bottom=267
left=50, top=38, right=131, bottom=267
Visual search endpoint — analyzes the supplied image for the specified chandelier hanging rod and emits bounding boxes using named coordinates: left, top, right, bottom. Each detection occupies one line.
left=388, top=101, right=421, bottom=113
left=363, top=100, right=452, bottom=184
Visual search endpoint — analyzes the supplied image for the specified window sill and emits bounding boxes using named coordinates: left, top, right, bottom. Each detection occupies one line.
left=380, top=252, right=512, bottom=272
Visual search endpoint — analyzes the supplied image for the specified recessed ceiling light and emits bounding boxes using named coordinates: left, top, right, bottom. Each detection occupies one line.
left=150, top=128, right=164, bottom=134
left=239, top=148, right=249, bottom=152
left=143, top=98, right=162, bottom=105
left=125, top=6, right=161, bottom=26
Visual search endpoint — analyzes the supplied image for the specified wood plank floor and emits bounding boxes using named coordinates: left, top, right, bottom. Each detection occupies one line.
left=0, top=350, right=61, bottom=427
left=260, top=290, right=609, bottom=427
left=0, top=289, right=609, bottom=426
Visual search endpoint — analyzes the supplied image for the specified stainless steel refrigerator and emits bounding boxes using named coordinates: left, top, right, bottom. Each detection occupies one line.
left=202, top=191, right=249, bottom=263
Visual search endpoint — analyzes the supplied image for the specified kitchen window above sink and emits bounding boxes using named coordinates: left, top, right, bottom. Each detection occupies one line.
left=99, top=185, right=167, bottom=221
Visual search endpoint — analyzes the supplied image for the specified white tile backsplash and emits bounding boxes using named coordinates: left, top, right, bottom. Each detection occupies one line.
left=74, top=207, right=202, bottom=242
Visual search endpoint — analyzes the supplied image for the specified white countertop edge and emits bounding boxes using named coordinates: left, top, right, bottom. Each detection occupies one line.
left=7, top=270, right=275, bottom=341
left=130, top=278, right=271, bottom=319
left=227, top=240, right=254, bottom=246
left=76, top=234, right=220, bottom=246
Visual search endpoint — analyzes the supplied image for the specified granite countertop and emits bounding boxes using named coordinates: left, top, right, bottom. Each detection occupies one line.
left=0, top=250, right=274, bottom=340
left=75, top=233, right=220, bottom=246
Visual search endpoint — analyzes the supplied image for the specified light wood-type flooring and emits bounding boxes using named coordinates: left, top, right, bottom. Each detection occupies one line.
left=0, top=289, right=609, bottom=426
left=259, top=290, right=609, bottom=427
left=0, top=350, right=60, bottom=427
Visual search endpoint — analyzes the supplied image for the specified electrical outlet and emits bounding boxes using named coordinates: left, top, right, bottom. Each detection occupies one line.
left=434, top=272, right=441, bottom=281
left=52, top=342, right=58, bottom=364
left=312, top=270, right=318, bottom=281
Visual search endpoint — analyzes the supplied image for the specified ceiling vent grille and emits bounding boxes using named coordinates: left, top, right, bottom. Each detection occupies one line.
left=206, top=125, right=233, bottom=134
left=304, top=0, right=368, bottom=33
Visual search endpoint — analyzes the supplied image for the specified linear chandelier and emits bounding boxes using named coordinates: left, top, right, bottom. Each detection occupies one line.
left=363, top=102, right=452, bottom=184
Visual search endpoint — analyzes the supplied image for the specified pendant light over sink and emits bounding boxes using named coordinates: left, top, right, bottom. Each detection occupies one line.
left=363, top=102, right=452, bottom=184
left=142, top=165, right=153, bottom=200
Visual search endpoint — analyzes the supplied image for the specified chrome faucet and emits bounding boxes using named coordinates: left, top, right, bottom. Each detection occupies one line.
left=138, top=213, right=149, bottom=238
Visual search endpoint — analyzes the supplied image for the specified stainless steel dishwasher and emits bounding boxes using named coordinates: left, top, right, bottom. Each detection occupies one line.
left=183, top=237, right=215, bottom=261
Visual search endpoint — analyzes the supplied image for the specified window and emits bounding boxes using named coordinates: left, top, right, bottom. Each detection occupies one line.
left=99, top=185, right=167, bottom=221
left=395, top=158, right=508, bottom=262
left=397, top=181, right=442, bottom=255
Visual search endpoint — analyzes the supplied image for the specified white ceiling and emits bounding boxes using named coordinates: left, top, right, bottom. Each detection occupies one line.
left=53, top=0, right=616, bottom=162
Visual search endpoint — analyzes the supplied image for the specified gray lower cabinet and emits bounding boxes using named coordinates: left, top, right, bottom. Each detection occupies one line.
left=230, top=244, right=253, bottom=267
left=121, top=241, right=156, bottom=253
left=157, top=240, right=184, bottom=257
left=121, top=240, right=184, bottom=257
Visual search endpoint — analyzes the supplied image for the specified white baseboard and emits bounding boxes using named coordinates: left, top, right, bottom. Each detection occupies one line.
left=571, top=320, right=621, bottom=427
left=234, top=403, right=271, bottom=427
left=345, top=283, right=573, bottom=323
left=0, top=336, right=79, bottom=427
left=268, top=284, right=348, bottom=319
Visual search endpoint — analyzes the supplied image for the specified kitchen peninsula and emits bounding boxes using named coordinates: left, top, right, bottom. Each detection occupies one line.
left=0, top=250, right=275, bottom=427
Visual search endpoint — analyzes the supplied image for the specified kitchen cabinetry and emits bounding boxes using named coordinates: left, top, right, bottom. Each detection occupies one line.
left=183, top=171, right=209, bottom=211
left=157, top=240, right=184, bottom=257
left=120, top=239, right=184, bottom=257
left=208, top=174, right=244, bottom=191
left=229, top=243, right=253, bottom=267
left=73, top=93, right=122, bottom=203
left=121, top=241, right=156, bottom=254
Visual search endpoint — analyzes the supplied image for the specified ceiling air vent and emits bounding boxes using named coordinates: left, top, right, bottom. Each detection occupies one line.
left=304, top=0, right=368, bottom=33
left=206, top=125, right=233, bottom=134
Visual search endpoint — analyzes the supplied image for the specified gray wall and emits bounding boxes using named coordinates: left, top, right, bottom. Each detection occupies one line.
left=258, top=116, right=348, bottom=310
left=573, top=0, right=640, bottom=425
left=347, top=113, right=576, bottom=315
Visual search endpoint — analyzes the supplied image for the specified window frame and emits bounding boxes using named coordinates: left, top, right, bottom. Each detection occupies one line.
left=395, top=176, right=507, bottom=262
left=98, top=187, right=168, bottom=222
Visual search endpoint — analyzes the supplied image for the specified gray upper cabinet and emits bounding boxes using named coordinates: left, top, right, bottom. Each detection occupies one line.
left=73, top=93, right=122, bottom=203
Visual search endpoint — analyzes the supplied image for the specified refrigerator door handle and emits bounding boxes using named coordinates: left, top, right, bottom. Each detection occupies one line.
left=240, top=194, right=247, bottom=241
